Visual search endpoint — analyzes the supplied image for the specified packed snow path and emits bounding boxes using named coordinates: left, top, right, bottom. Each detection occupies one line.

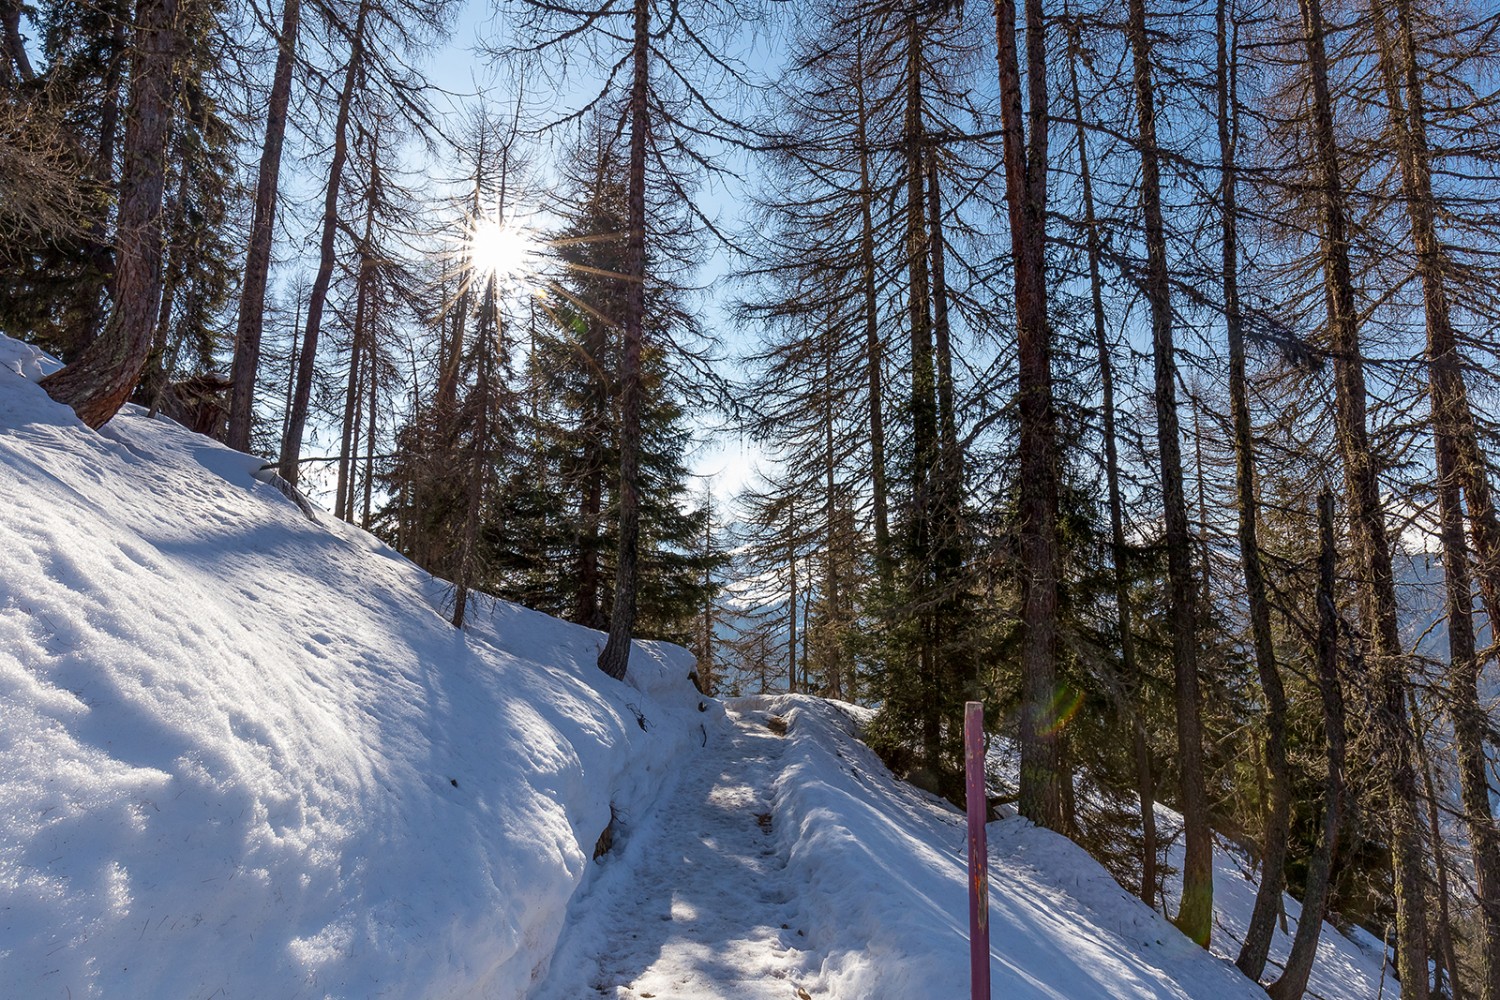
left=534, top=700, right=816, bottom=999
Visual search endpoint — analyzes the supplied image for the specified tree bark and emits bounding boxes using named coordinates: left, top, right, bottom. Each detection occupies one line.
left=1066, top=37, right=1157, bottom=905
left=1268, top=490, right=1348, bottom=1000
left=1295, top=0, right=1430, bottom=987
left=1369, top=3, right=1500, bottom=992
left=788, top=525, right=799, bottom=694
left=361, top=311, right=376, bottom=528
left=336, top=161, right=378, bottom=523
left=2, top=0, right=36, bottom=83
left=995, top=0, right=1067, bottom=833
left=1411, top=690, right=1466, bottom=1000
left=451, top=275, right=497, bottom=630
left=279, top=0, right=369, bottom=484
left=1124, top=0, right=1212, bottom=945
left=226, top=0, right=300, bottom=452
left=1218, top=0, right=1291, bottom=975
left=41, top=0, right=180, bottom=427
left=901, top=12, right=942, bottom=773
left=824, top=343, right=843, bottom=701
left=596, top=0, right=650, bottom=680
left=853, top=27, right=893, bottom=588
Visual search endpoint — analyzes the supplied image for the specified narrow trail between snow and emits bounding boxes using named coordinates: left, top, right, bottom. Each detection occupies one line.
left=532, top=700, right=816, bottom=1000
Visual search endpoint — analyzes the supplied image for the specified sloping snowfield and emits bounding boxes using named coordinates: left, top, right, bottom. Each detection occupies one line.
left=1, top=335, right=1392, bottom=999
left=0, top=338, right=705, bottom=998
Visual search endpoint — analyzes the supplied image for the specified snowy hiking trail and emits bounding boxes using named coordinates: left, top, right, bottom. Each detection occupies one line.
left=533, top=700, right=816, bottom=1000
left=0, top=340, right=1396, bottom=1000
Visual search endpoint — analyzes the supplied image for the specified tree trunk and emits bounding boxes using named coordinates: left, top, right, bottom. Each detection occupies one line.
left=788, top=526, right=799, bottom=695
left=925, top=149, right=961, bottom=509
left=1124, top=0, right=1212, bottom=945
left=41, top=0, right=180, bottom=427
left=575, top=425, right=605, bottom=628
left=279, top=0, right=369, bottom=484
left=853, top=28, right=893, bottom=587
left=597, top=0, right=650, bottom=680
left=1412, top=691, right=1466, bottom=1000
left=452, top=275, right=498, bottom=629
left=1295, top=0, right=1430, bottom=987
left=1219, top=0, right=1291, bottom=975
left=1268, top=490, right=1348, bottom=1000
left=226, top=0, right=301, bottom=452
left=995, top=0, right=1067, bottom=833
left=902, top=12, right=942, bottom=774
left=824, top=344, right=844, bottom=701
left=336, top=174, right=377, bottom=524
left=1370, top=3, right=1500, bottom=992
left=1066, top=39, right=1157, bottom=905
left=361, top=317, right=376, bottom=528
left=140, top=153, right=187, bottom=411
left=2, top=0, right=36, bottom=82
left=68, top=11, right=129, bottom=358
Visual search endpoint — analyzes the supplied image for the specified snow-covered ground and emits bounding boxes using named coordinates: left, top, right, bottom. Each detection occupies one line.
left=1, top=335, right=1394, bottom=999
left=0, top=337, right=705, bottom=998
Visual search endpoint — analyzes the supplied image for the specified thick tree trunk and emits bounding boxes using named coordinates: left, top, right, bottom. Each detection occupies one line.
left=1295, top=0, right=1430, bottom=988
left=279, top=0, right=369, bottom=485
left=41, top=0, right=180, bottom=427
left=1, top=0, right=36, bottom=82
left=1370, top=3, right=1500, bottom=992
left=1218, top=0, right=1291, bottom=976
left=1124, top=0, right=1212, bottom=945
left=597, top=0, right=650, bottom=680
left=995, top=0, right=1067, bottom=833
left=1067, top=43, right=1157, bottom=905
left=226, top=0, right=301, bottom=452
left=1268, top=490, right=1348, bottom=1000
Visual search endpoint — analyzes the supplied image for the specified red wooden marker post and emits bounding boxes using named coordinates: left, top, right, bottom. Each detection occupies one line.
left=965, top=700, right=991, bottom=999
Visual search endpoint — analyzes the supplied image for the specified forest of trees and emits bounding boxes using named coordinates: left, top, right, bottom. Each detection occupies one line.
left=2, top=0, right=1498, bottom=995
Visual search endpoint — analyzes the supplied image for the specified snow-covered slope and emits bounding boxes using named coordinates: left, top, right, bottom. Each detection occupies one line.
left=0, top=338, right=707, bottom=999
left=0, top=335, right=1394, bottom=1000
left=772, top=699, right=1393, bottom=1000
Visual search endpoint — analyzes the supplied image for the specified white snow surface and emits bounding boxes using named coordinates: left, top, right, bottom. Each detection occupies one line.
left=1, top=335, right=1394, bottom=999
left=0, top=339, right=704, bottom=998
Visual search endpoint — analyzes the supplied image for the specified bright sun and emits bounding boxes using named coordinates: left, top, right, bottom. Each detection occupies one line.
left=465, top=214, right=539, bottom=287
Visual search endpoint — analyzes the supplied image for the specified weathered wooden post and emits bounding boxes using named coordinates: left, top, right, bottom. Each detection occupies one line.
left=965, top=700, right=991, bottom=999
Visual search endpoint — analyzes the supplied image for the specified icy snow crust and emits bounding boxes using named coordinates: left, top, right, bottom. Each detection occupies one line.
left=2, top=335, right=1393, bottom=998
left=0, top=338, right=704, bottom=999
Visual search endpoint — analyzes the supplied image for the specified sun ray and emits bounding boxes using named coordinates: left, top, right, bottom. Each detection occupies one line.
left=464, top=213, right=540, bottom=288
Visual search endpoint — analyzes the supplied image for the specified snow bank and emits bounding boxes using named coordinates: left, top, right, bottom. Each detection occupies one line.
left=760, top=696, right=1391, bottom=1000
left=0, top=336, right=704, bottom=999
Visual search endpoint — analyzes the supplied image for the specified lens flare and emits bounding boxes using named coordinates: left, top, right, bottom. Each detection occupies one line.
left=465, top=214, right=539, bottom=287
left=1039, top=684, right=1084, bottom=736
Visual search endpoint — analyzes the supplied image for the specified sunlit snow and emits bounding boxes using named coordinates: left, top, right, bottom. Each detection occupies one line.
left=1, top=334, right=1395, bottom=999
